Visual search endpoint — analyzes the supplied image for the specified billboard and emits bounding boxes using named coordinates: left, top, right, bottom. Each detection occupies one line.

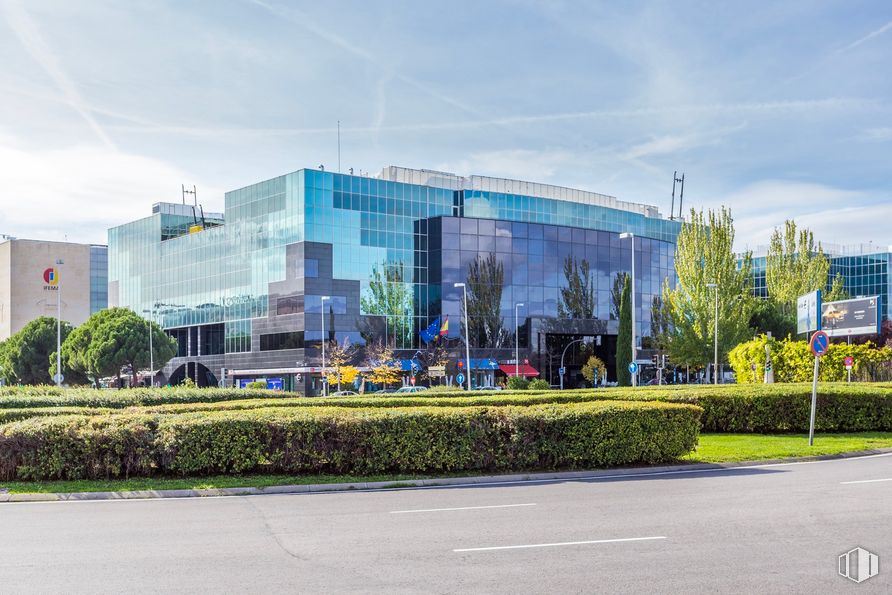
left=797, top=290, right=822, bottom=335
left=821, top=296, right=881, bottom=337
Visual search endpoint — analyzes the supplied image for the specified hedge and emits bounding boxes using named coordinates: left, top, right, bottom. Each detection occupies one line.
left=0, top=401, right=701, bottom=480
left=0, top=387, right=285, bottom=409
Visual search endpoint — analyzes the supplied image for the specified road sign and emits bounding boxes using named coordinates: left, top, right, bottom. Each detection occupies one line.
left=558, top=367, right=566, bottom=376
left=455, top=372, right=465, bottom=385
left=809, top=331, right=830, bottom=357
left=53, top=373, right=64, bottom=384
left=628, top=362, right=638, bottom=374
left=844, top=356, right=853, bottom=370
left=410, top=376, right=416, bottom=385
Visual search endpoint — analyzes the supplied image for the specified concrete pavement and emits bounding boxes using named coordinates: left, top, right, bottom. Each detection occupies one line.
left=1, top=453, right=890, bottom=593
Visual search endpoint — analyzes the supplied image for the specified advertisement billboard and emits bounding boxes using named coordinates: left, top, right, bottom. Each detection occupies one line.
left=797, top=290, right=822, bottom=335
left=820, top=296, right=881, bottom=337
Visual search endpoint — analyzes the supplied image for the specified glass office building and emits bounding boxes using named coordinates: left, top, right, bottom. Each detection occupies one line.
left=751, top=245, right=892, bottom=320
left=109, top=166, right=680, bottom=392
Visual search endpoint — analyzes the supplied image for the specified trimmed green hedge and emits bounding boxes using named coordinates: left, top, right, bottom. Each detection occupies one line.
left=0, top=401, right=701, bottom=480
left=0, top=387, right=284, bottom=409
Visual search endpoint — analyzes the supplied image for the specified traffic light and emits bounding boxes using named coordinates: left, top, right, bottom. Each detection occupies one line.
left=651, top=354, right=658, bottom=365
left=662, top=354, right=670, bottom=367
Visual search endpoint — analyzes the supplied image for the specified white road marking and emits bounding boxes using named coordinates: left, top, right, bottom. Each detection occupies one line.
left=840, top=477, right=892, bottom=485
left=454, top=535, right=667, bottom=553
left=391, top=503, right=536, bottom=514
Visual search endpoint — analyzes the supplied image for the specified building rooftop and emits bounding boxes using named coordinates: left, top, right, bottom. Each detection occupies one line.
left=377, top=165, right=664, bottom=219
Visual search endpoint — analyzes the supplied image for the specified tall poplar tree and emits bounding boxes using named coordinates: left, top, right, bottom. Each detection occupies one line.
left=615, top=274, right=632, bottom=386
left=662, top=208, right=755, bottom=372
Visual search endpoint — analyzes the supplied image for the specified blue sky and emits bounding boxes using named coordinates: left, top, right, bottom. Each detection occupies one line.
left=1, top=0, right=891, bottom=251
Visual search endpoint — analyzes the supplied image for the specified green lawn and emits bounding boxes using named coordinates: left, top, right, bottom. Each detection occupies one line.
left=2, top=433, right=891, bottom=495
left=683, top=432, right=892, bottom=463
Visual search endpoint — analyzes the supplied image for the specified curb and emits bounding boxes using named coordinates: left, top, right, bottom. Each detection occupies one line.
left=2, top=447, right=891, bottom=503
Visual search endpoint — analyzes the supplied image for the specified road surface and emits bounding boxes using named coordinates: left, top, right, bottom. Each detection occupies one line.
left=1, top=453, right=890, bottom=593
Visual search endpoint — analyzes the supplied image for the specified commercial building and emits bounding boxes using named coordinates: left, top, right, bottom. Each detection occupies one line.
left=109, top=166, right=680, bottom=392
left=0, top=237, right=108, bottom=340
left=752, top=243, right=892, bottom=320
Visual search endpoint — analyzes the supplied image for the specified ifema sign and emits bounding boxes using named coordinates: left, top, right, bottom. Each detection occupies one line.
left=42, top=267, right=59, bottom=291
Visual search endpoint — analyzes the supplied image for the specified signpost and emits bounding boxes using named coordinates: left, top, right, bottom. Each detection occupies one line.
left=808, top=330, right=830, bottom=446
left=628, top=362, right=638, bottom=375
left=845, top=356, right=854, bottom=383
left=455, top=372, right=465, bottom=387
left=797, top=290, right=821, bottom=335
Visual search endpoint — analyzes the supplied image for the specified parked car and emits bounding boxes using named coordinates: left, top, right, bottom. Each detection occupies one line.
left=331, top=390, right=358, bottom=396
left=477, top=385, right=503, bottom=391
left=395, top=386, right=429, bottom=393
left=372, top=389, right=396, bottom=395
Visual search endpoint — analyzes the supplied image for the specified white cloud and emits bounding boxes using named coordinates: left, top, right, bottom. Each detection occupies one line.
left=714, top=180, right=883, bottom=251
left=0, top=143, right=224, bottom=244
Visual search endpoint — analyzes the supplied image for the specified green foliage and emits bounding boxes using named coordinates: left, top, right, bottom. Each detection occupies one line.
left=662, top=207, right=755, bottom=368
left=507, top=376, right=530, bottom=390
left=730, top=338, right=892, bottom=383
left=748, top=299, right=796, bottom=340
left=63, top=308, right=177, bottom=384
left=616, top=273, right=632, bottom=386
left=528, top=378, right=550, bottom=390
left=463, top=253, right=507, bottom=348
left=0, top=316, right=76, bottom=385
left=0, top=401, right=701, bottom=480
left=581, top=355, right=606, bottom=386
left=245, top=381, right=266, bottom=389
left=765, top=220, right=831, bottom=317
left=364, top=341, right=402, bottom=388
left=557, top=256, right=596, bottom=319
left=0, top=386, right=282, bottom=409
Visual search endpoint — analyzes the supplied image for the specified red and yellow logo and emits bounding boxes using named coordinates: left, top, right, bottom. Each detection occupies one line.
left=43, top=267, right=58, bottom=286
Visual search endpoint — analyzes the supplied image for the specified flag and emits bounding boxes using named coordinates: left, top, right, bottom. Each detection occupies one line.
left=439, top=315, right=449, bottom=337
left=419, top=318, right=441, bottom=344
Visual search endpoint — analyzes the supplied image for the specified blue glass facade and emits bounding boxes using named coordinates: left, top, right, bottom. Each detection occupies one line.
left=751, top=250, right=892, bottom=319
left=109, top=167, right=680, bottom=391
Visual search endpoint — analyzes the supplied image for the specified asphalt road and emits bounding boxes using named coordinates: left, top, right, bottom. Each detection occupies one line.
left=1, top=454, right=890, bottom=594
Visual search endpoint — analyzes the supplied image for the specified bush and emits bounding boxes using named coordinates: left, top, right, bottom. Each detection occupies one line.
left=528, top=379, right=551, bottom=390
left=507, top=376, right=530, bottom=390
left=245, top=381, right=267, bottom=390
left=0, top=387, right=285, bottom=410
left=0, top=401, right=702, bottom=480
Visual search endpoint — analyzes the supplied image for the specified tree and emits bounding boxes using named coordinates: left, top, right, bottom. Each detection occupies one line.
left=647, top=295, right=670, bottom=350
left=662, top=208, right=755, bottom=375
left=0, top=316, right=77, bottom=385
left=581, top=355, right=607, bottom=386
left=364, top=340, right=402, bottom=389
left=610, top=272, right=627, bottom=320
left=63, top=308, right=176, bottom=386
left=463, top=253, right=508, bottom=348
left=558, top=256, right=596, bottom=319
left=825, top=272, right=848, bottom=302
left=748, top=298, right=796, bottom=339
left=615, top=274, right=632, bottom=386
left=359, top=261, right=414, bottom=348
left=765, top=220, right=832, bottom=317
left=324, top=338, right=357, bottom=391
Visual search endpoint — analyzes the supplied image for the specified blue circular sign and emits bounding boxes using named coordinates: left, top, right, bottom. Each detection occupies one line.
left=810, top=331, right=830, bottom=357
left=456, top=372, right=465, bottom=385
left=628, top=362, right=638, bottom=374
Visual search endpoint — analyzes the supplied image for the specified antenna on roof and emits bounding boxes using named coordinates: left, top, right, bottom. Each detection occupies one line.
left=182, top=184, right=197, bottom=207
left=337, top=120, right=341, bottom=174
left=670, top=172, right=685, bottom=220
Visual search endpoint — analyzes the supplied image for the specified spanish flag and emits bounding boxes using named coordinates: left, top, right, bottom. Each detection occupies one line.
left=439, top=315, right=449, bottom=337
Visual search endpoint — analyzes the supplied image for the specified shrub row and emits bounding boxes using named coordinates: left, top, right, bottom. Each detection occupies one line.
left=0, top=401, right=701, bottom=481
left=0, top=387, right=284, bottom=409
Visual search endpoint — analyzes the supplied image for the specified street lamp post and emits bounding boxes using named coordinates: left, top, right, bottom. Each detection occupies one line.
left=454, top=282, right=472, bottom=391
left=321, top=296, right=330, bottom=396
left=707, top=283, right=719, bottom=384
left=560, top=338, right=585, bottom=390
left=619, top=233, right=637, bottom=386
left=55, top=258, right=63, bottom=387
left=515, top=302, right=524, bottom=379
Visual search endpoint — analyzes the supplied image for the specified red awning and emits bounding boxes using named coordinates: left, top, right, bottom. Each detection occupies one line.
left=499, top=364, right=540, bottom=377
